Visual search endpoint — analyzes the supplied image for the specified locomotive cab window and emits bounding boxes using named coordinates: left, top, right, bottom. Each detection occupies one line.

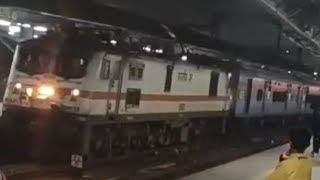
left=100, top=57, right=110, bottom=80
left=256, top=89, right=263, bottom=101
left=164, top=65, right=173, bottom=92
left=129, top=62, right=145, bottom=80
left=126, top=88, right=141, bottom=108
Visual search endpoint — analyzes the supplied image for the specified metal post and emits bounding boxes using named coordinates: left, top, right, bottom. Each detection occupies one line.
left=115, top=55, right=129, bottom=115
left=298, top=47, right=303, bottom=62
left=108, top=133, right=113, bottom=158
left=127, top=132, right=131, bottom=154
left=282, top=118, right=286, bottom=126
left=221, top=118, right=227, bottom=135
left=276, top=24, right=282, bottom=52
left=3, top=45, right=20, bottom=103
left=82, top=124, right=92, bottom=160
left=260, top=119, right=265, bottom=128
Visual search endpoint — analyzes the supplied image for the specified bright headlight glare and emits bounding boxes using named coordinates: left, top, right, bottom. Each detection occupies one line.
left=26, top=88, right=33, bottom=97
left=38, top=85, right=55, bottom=97
left=15, top=83, right=22, bottom=89
left=72, top=89, right=80, bottom=96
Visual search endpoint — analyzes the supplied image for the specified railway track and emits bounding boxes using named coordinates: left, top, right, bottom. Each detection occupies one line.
left=2, top=125, right=289, bottom=180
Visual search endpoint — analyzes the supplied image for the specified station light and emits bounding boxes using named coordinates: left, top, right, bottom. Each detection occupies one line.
left=222, top=58, right=230, bottom=62
left=8, top=31, right=15, bottom=36
left=181, top=55, right=188, bottom=61
left=314, top=72, right=318, bottom=76
left=33, top=35, right=39, bottom=39
left=16, top=23, right=22, bottom=26
left=22, top=23, right=31, bottom=28
left=143, top=46, right=152, bottom=52
left=9, top=26, right=21, bottom=33
left=110, top=40, right=117, bottom=46
left=288, top=70, right=292, bottom=74
left=0, top=19, right=11, bottom=26
left=155, top=49, right=163, bottom=54
left=286, top=50, right=290, bottom=54
left=33, top=26, right=48, bottom=32
left=261, top=65, right=265, bottom=69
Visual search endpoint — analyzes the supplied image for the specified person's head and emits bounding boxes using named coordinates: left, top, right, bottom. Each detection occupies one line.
left=289, top=128, right=311, bottom=153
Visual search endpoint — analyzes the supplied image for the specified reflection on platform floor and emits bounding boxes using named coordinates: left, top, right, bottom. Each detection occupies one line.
left=180, top=145, right=320, bottom=180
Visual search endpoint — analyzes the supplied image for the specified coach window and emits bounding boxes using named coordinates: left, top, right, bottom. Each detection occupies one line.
left=100, top=58, right=110, bottom=80
left=256, top=89, right=263, bottom=101
left=129, top=62, right=145, bottom=80
left=272, top=91, right=287, bottom=102
left=126, top=88, right=141, bottom=108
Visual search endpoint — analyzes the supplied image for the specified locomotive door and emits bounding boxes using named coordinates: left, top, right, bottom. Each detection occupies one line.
left=234, top=75, right=248, bottom=117
left=246, top=78, right=265, bottom=115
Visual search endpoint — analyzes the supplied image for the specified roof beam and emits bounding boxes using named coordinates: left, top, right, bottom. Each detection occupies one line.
left=257, top=0, right=320, bottom=52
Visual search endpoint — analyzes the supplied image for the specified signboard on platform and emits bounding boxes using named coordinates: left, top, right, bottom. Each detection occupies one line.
left=71, top=154, right=83, bottom=169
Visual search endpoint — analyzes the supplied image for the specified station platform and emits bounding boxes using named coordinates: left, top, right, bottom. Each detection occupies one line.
left=180, top=145, right=320, bottom=180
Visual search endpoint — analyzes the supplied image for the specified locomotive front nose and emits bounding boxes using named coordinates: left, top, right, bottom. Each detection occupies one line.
left=12, top=83, right=56, bottom=100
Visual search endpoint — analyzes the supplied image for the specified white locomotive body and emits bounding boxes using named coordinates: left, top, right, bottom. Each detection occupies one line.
left=4, top=50, right=231, bottom=121
left=1, top=35, right=233, bottom=160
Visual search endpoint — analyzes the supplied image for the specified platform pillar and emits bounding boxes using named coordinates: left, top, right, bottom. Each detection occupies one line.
left=282, top=118, right=286, bottom=126
left=260, top=119, right=265, bottom=128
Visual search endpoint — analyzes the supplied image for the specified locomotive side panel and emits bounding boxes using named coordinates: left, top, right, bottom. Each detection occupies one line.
left=58, top=53, right=122, bottom=116
left=118, top=57, right=230, bottom=116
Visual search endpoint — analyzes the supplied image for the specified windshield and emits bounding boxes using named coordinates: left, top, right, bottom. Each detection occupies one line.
left=16, top=34, right=92, bottom=79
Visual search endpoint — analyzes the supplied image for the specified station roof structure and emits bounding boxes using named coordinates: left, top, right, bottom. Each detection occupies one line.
left=102, top=0, right=320, bottom=72
left=0, top=0, right=319, bottom=74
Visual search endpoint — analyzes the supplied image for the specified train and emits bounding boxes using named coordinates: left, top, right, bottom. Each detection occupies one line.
left=0, top=25, right=319, bottom=161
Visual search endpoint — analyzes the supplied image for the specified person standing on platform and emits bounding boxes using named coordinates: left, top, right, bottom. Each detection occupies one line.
left=267, top=128, right=312, bottom=180
left=311, top=103, right=320, bottom=157
left=0, top=170, right=7, bottom=180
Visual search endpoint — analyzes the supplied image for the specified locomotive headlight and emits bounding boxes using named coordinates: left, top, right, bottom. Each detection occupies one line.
left=37, top=85, right=55, bottom=99
left=71, top=89, right=80, bottom=97
left=15, top=83, right=22, bottom=89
